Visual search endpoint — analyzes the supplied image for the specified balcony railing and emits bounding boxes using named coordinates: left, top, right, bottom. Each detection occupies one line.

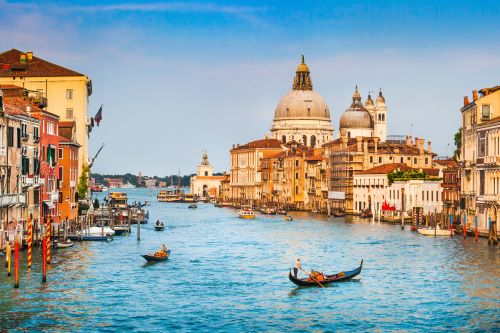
left=483, top=156, right=500, bottom=165
left=477, top=194, right=500, bottom=203
left=0, top=193, right=26, bottom=207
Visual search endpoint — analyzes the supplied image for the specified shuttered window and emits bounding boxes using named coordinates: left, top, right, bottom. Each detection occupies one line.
left=7, top=127, right=13, bottom=147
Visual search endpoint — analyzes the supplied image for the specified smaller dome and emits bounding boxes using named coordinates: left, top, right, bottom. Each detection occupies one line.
left=376, top=90, right=385, bottom=105
left=339, top=86, right=374, bottom=129
left=365, top=94, right=374, bottom=108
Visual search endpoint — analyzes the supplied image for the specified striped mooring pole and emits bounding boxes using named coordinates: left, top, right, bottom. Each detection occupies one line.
left=14, top=240, right=19, bottom=288
left=46, top=216, right=51, bottom=265
left=6, top=241, right=11, bottom=276
left=42, top=236, right=47, bottom=283
left=27, top=217, right=32, bottom=268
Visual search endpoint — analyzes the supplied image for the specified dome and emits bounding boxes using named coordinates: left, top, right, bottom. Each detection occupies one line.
left=339, top=86, right=374, bottom=129
left=296, top=54, right=310, bottom=72
left=274, top=90, right=331, bottom=119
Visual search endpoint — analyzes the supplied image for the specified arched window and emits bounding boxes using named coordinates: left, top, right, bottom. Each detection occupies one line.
left=311, top=135, right=316, bottom=148
left=347, top=131, right=351, bottom=138
left=282, top=135, right=286, bottom=144
left=302, top=135, right=307, bottom=146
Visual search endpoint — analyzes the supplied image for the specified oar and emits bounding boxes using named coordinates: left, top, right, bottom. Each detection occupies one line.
left=300, top=268, right=325, bottom=288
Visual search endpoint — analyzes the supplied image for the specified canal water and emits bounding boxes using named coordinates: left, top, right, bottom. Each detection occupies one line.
left=0, top=189, right=498, bottom=332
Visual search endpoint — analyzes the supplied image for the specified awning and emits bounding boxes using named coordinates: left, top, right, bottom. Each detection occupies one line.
left=43, top=201, right=55, bottom=209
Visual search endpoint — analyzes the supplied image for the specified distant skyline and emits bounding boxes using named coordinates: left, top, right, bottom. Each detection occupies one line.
left=1, top=0, right=499, bottom=176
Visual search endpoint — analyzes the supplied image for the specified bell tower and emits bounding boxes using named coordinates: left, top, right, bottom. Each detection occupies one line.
left=196, top=150, right=213, bottom=177
left=374, top=90, right=387, bottom=142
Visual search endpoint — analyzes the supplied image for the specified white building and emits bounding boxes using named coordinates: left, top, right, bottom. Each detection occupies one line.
left=190, top=150, right=225, bottom=199
left=353, top=163, right=443, bottom=215
left=270, top=55, right=334, bottom=147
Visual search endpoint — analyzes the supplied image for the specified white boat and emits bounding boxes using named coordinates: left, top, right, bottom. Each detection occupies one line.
left=238, top=207, right=255, bottom=219
left=57, top=241, right=74, bottom=248
left=81, top=226, right=115, bottom=237
left=417, top=225, right=454, bottom=236
left=121, top=182, right=136, bottom=189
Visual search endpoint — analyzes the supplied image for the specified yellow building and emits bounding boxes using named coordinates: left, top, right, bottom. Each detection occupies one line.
left=460, top=86, right=500, bottom=236
left=0, top=49, right=92, bottom=176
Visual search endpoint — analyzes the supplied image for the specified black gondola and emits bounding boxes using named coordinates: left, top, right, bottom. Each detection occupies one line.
left=188, top=204, right=197, bottom=209
left=142, top=250, right=171, bottom=262
left=288, top=260, right=363, bottom=287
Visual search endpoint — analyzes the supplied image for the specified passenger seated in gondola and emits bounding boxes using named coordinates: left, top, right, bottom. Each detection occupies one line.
left=308, top=270, right=325, bottom=282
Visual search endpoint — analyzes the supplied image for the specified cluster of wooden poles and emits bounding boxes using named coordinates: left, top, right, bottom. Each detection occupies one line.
left=4, top=216, right=53, bottom=288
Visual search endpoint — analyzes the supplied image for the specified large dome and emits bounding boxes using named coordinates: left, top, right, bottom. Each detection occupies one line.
left=339, top=86, right=374, bottom=129
left=274, top=90, right=331, bottom=120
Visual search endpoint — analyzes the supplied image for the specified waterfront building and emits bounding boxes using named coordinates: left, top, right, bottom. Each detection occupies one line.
left=304, top=150, right=328, bottom=212
left=353, top=163, right=442, bottom=216
left=460, top=86, right=499, bottom=235
left=1, top=86, right=42, bottom=243
left=59, top=121, right=80, bottom=222
left=229, top=139, right=283, bottom=205
left=105, top=178, right=123, bottom=188
left=190, top=150, right=225, bottom=200
left=0, top=49, right=92, bottom=176
left=218, top=173, right=231, bottom=204
left=270, top=56, right=334, bottom=147
left=325, top=136, right=435, bottom=214
left=30, top=105, right=61, bottom=224
left=144, top=178, right=156, bottom=188
left=434, top=158, right=461, bottom=219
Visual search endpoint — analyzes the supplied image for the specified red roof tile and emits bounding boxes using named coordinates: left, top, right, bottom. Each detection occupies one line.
left=358, top=163, right=412, bottom=175
left=232, top=138, right=282, bottom=150
left=0, top=49, right=84, bottom=77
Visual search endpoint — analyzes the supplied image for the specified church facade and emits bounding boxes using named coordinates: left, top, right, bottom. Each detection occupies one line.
left=190, top=151, right=225, bottom=200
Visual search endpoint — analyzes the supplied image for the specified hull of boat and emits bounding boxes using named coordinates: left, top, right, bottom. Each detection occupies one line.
left=142, top=250, right=171, bottom=262
left=417, top=228, right=454, bottom=236
left=57, top=241, right=74, bottom=248
left=68, top=235, right=111, bottom=242
left=154, top=225, right=165, bottom=231
left=289, top=260, right=363, bottom=287
left=113, top=227, right=129, bottom=235
left=239, top=214, right=255, bottom=219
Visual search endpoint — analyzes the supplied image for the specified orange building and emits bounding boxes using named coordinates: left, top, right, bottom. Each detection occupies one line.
left=59, top=121, right=80, bottom=222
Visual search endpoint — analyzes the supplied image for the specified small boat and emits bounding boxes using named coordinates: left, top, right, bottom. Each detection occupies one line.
left=155, top=223, right=165, bottom=231
left=142, top=250, right=171, bottom=262
left=417, top=225, right=454, bottom=236
left=81, top=226, right=115, bottom=237
left=333, top=210, right=345, bottom=217
left=285, top=215, right=294, bottom=222
left=68, top=235, right=112, bottom=242
left=278, top=210, right=287, bottom=215
left=120, top=182, right=136, bottom=189
left=238, top=207, right=255, bottom=219
left=57, top=241, right=74, bottom=248
left=289, top=260, right=363, bottom=287
left=113, top=226, right=129, bottom=235
left=188, top=204, right=197, bottom=209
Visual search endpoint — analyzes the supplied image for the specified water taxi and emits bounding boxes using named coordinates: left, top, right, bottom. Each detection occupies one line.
left=110, top=192, right=128, bottom=209
left=238, top=207, right=255, bottom=219
left=157, top=190, right=182, bottom=202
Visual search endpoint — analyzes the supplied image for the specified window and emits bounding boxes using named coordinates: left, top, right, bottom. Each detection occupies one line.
left=33, top=126, right=39, bottom=142
left=59, top=148, right=63, bottom=159
left=370, top=156, right=373, bottom=163
left=66, top=108, right=73, bottom=119
left=414, top=158, right=417, bottom=164
left=310, top=135, right=316, bottom=148
left=66, top=89, right=73, bottom=99
left=400, top=157, right=403, bottom=163
left=282, top=135, right=286, bottom=144
left=21, top=123, right=28, bottom=139
left=295, top=160, right=299, bottom=167
left=47, top=121, right=54, bottom=135
left=59, top=166, right=63, bottom=181
left=7, top=126, right=13, bottom=147
left=425, top=157, right=428, bottom=164
left=302, top=135, right=307, bottom=146
left=204, top=171, right=208, bottom=176
left=295, top=185, right=299, bottom=195
left=16, top=127, right=21, bottom=148
left=482, top=105, right=490, bottom=119
left=378, top=157, right=382, bottom=163
left=295, top=172, right=298, bottom=180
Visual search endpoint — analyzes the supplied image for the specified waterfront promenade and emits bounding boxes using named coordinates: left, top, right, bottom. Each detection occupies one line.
left=0, top=189, right=498, bottom=332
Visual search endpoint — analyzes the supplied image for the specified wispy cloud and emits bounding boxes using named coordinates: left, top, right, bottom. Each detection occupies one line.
left=62, top=2, right=266, bottom=15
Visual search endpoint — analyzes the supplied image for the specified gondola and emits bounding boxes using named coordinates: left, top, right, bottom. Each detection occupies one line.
left=288, top=259, right=363, bottom=287
left=142, top=250, right=171, bottom=262
left=188, top=204, right=197, bottom=209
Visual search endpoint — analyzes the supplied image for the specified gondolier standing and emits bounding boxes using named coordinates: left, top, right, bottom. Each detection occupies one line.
left=294, top=258, right=302, bottom=278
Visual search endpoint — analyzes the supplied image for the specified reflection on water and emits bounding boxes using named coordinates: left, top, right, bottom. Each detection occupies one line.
left=0, top=188, right=498, bottom=332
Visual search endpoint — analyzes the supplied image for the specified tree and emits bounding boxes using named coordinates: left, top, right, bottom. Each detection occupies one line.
left=454, top=128, right=462, bottom=159
left=78, top=164, right=90, bottom=199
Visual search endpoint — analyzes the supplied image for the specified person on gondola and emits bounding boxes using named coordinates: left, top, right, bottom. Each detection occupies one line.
left=156, top=219, right=161, bottom=226
left=294, top=258, right=302, bottom=278
left=161, top=244, right=167, bottom=253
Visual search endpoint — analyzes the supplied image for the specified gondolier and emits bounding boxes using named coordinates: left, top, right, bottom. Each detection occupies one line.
left=294, top=258, right=302, bottom=278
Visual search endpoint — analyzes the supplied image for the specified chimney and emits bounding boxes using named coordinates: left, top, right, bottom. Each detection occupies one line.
left=427, top=141, right=432, bottom=154
left=26, top=105, right=31, bottom=113
left=414, top=136, right=418, bottom=147
left=418, top=138, right=424, bottom=155
left=463, top=96, right=469, bottom=106
left=27, top=51, right=33, bottom=62
left=374, top=137, right=379, bottom=153
left=356, top=137, right=362, bottom=152
left=19, top=53, right=27, bottom=64
left=472, top=90, right=478, bottom=101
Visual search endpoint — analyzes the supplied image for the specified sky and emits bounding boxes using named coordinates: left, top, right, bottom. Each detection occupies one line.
left=1, top=0, right=499, bottom=176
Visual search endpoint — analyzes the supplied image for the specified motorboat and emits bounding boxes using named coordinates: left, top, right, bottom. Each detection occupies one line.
left=154, top=220, right=165, bottom=231
left=417, top=225, right=454, bottom=236
left=238, top=207, right=255, bottom=219
left=188, top=204, right=197, bottom=209
left=81, top=226, right=115, bottom=237
left=57, top=241, right=74, bottom=248
left=113, top=226, right=130, bottom=235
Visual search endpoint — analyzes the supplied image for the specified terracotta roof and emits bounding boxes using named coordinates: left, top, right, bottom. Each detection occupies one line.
left=0, top=49, right=84, bottom=77
left=434, top=159, right=458, bottom=168
left=305, top=155, right=322, bottom=161
left=194, top=176, right=225, bottom=180
left=358, top=163, right=412, bottom=175
left=232, top=138, right=282, bottom=150
left=421, top=168, right=440, bottom=177
left=59, top=121, right=76, bottom=128
left=3, top=97, right=42, bottom=117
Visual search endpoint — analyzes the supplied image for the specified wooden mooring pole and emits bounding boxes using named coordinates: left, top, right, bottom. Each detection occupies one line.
left=14, top=240, right=19, bottom=288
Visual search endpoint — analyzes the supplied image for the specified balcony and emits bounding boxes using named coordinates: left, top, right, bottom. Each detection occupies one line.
left=21, top=133, right=29, bottom=141
left=33, top=136, right=40, bottom=143
left=477, top=194, right=500, bottom=203
left=483, top=156, right=500, bottom=166
left=0, top=193, right=26, bottom=207
left=70, top=180, right=76, bottom=188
